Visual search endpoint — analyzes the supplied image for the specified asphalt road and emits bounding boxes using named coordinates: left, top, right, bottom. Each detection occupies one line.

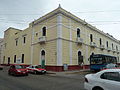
left=0, top=67, right=86, bottom=90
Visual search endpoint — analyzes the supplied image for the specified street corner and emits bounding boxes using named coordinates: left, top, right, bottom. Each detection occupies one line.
left=46, top=69, right=92, bottom=77
left=46, top=71, right=57, bottom=76
left=64, top=69, right=91, bottom=75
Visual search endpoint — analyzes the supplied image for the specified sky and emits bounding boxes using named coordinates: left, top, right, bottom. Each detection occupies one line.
left=0, top=0, right=120, bottom=40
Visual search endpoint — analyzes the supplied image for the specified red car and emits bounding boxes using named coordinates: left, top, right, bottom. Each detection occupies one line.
left=27, top=65, right=46, bottom=74
left=0, top=65, right=3, bottom=70
left=8, top=64, right=28, bottom=76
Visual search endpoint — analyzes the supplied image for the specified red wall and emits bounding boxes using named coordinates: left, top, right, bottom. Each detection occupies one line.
left=45, top=65, right=90, bottom=72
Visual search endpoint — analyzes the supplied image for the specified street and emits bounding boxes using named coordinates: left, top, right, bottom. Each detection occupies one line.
left=0, top=67, right=87, bottom=90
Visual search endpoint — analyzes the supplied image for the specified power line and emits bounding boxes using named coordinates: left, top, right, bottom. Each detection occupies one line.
left=72, top=10, right=120, bottom=13
left=88, top=21, right=120, bottom=23
left=0, top=22, right=120, bottom=25
left=0, top=10, right=120, bottom=15
left=0, top=14, right=42, bottom=15
left=1, top=18, right=120, bottom=25
left=91, top=23, right=120, bottom=25
left=0, top=19, right=31, bottom=22
left=1, top=18, right=120, bottom=23
left=0, top=21, right=28, bottom=24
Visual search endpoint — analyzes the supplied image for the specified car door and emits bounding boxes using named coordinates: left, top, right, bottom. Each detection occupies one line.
left=28, top=66, right=32, bottom=72
left=10, top=65, right=16, bottom=74
left=9, top=66, right=13, bottom=73
left=100, top=72, right=120, bottom=90
left=28, top=66, right=34, bottom=73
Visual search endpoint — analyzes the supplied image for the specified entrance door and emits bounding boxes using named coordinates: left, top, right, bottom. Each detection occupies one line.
left=8, top=57, right=10, bottom=64
left=41, top=50, right=45, bottom=68
left=78, top=51, right=83, bottom=65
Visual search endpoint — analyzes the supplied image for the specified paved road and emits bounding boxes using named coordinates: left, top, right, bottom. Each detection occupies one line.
left=0, top=67, right=86, bottom=90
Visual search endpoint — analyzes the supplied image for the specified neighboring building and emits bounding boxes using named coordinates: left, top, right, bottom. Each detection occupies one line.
left=3, top=27, right=31, bottom=65
left=0, top=38, right=3, bottom=64
left=3, top=5, right=120, bottom=71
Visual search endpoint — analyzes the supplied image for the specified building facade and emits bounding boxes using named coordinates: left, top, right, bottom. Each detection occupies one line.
left=3, top=6, right=120, bottom=71
left=0, top=38, right=3, bottom=64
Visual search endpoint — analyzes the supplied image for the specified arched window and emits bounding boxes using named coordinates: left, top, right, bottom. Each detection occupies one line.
left=41, top=50, right=45, bottom=56
left=78, top=51, right=83, bottom=65
left=106, top=41, right=108, bottom=47
left=112, top=43, right=114, bottom=49
left=42, top=27, right=46, bottom=36
left=100, top=38, right=102, bottom=45
left=78, top=51, right=81, bottom=56
left=77, top=28, right=80, bottom=37
left=90, top=34, right=93, bottom=42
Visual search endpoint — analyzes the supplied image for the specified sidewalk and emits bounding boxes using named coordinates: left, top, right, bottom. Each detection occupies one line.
left=47, top=69, right=90, bottom=77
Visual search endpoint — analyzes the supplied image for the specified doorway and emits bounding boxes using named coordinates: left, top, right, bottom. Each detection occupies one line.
left=8, top=57, right=10, bottom=64
left=78, top=51, right=83, bottom=65
left=41, top=50, right=45, bottom=68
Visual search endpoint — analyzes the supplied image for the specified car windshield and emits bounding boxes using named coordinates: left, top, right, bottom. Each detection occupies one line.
left=35, top=65, right=41, bottom=68
left=15, top=65, right=25, bottom=69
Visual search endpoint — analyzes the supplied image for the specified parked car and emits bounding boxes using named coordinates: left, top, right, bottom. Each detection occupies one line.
left=101, top=64, right=120, bottom=71
left=27, top=65, right=46, bottom=74
left=8, top=64, right=28, bottom=76
left=84, top=69, right=120, bottom=90
left=0, top=65, right=3, bottom=70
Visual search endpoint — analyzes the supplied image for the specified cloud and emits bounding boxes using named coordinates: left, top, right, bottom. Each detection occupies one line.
left=0, top=0, right=120, bottom=40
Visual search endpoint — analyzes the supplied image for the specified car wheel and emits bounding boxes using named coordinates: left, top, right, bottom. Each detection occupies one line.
left=8, top=72, right=11, bottom=75
left=44, top=71, right=47, bottom=74
left=93, top=87, right=104, bottom=90
left=13, top=72, right=17, bottom=76
left=0, top=68, right=3, bottom=70
left=34, top=71, right=37, bottom=74
left=25, top=73, right=28, bottom=76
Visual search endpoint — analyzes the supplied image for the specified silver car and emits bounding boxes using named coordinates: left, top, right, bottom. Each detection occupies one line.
left=84, top=69, right=120, bottom=90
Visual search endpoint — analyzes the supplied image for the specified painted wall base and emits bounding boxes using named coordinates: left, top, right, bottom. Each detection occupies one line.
left=45, top=65, right=90, bottom=72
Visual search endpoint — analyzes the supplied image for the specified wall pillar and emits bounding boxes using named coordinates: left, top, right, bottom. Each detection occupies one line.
left=57, top=14, right=62, bottom=66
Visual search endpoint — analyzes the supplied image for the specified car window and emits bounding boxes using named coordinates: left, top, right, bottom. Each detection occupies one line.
left=32, top=66, right=34, bottom=68
left=35, top=65, right=41, bottom=68
left=15, top=65, right=25, bottom=69
left=11, top=65, right=15, bottom=69
left=29, top=66, right=32, bottom=68
left=101, top=72, right=120, bottom=82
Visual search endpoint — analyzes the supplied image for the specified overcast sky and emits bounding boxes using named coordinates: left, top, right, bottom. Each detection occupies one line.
left=0, top=0, right=120, bottom=40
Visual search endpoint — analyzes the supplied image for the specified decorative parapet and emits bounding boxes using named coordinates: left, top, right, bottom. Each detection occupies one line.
left=90, top=42, right=96, bottom=48
left=107, top=47, right=111, bottom=52
left=76, top=37, right=83, bottom=44
left=100, top=45, right=105, bottom=50
left=38, top=36, right=46, bottom=43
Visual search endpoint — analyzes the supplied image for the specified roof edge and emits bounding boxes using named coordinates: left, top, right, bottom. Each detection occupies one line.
left=29, top=6, right=120, bottom=43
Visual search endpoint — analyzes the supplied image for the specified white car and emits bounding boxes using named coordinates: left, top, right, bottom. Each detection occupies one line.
left=84, top=69, right=120, bottom=90
left=27, top=65, right=46, bottom=74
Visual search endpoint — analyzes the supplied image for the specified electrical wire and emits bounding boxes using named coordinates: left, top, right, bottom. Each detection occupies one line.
left=0, top=9, right=120, bottom=15
left=72, top=10, right=120, bottom=13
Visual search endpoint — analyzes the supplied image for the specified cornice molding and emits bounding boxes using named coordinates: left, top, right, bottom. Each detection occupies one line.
left=30, top=7, right=120, bottom=43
